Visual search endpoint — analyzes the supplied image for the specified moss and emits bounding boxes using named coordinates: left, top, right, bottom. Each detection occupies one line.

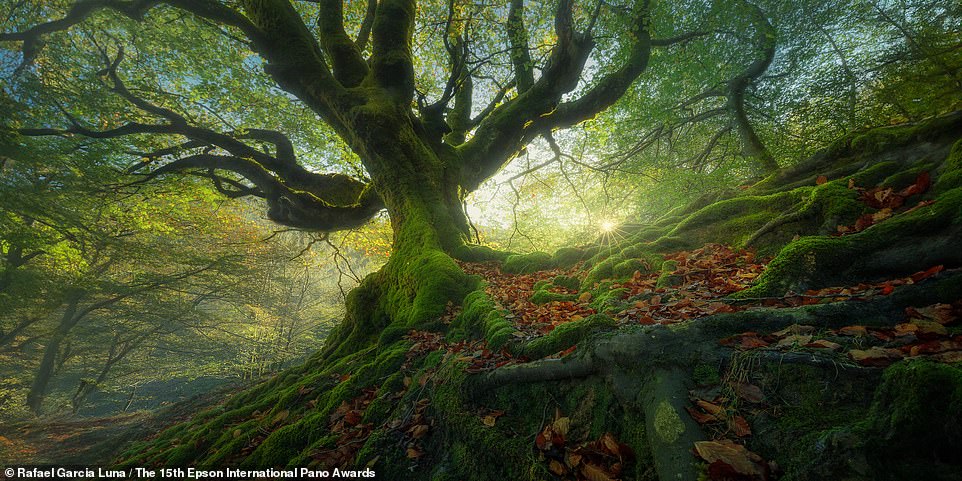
left=692, top=363, right=721, bottom=386
left=866, top=360, right=962, bottom=464
left=934, top=139, right=962, bottom=194
left=551, top=246, right=589, bottom=267
left=656, top=260, right=681, bottom=288
left=502, top=251, right=552, bottom=274
left=431, top=361, right=541, bottom=480
left=521, top=314, right=616, bottom=359
left=738, top=186, right=962, bottom=297
left=552, top=275, right=581, bottom=291
left=652, top=400, right=684, bottom=444
left=613, top=258, right=649, bottom=278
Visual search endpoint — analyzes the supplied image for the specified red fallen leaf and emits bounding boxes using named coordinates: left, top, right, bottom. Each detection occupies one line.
left=558, top=345, right=578, bottom=357
left=694, top=439, right=767, bottom=479
left=849, top=347, right=904, bottom=367
left=729, top=415, right=752, bottom=437
left=535, top=430, right=549, bottom=450
left=343, top=410, right=362, bottom=425
left=853, top=214, right=875, bottom=232
left=816, top=175, right=828, bottom=185
left=637, top=315, right=656, bottom=325
left=898, top=171, right=931, bottom=197
left=910, top=265, right=944, bottom=282
left=880, top=283, right=895, bottom=295
left=686, top=406, right=719, bottom=425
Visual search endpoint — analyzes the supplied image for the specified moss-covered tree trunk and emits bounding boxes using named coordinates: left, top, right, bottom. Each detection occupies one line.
left=318, top=103, right=479, bottom=360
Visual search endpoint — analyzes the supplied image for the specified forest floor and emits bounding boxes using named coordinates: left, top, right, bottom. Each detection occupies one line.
left=0, top=387, right=232, bottom=466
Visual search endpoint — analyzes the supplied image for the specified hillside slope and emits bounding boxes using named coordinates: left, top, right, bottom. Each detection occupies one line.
left=122, top=112, right=962, bottom=481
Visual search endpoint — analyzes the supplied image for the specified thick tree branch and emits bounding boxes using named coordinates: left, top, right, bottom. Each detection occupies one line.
left=725, top=0, right=778, bottom=172
left=506, top=0, right=534, bottom=93
left=315, top=0, right=369, bottom=87
left=369, top=0, right=416, bottom=103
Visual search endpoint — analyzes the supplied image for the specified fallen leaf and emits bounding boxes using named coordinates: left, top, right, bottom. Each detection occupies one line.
left=410, top=424, right=429, bottom=439
left=776, top=334, right=813, bottom=348
left=838, top=325, right=868, bottom=336
left=482, top=415, right=496, bottom=427
left=406, top=447, right=423, bottom=459
left=849, top=347, right=904, bottom=367
left=581, top=463, right=616, bottom=481
left=565, top=451, right=583, bottom=468
left=930, top=351, right=962, bottom=363
left=694, top=439, right=767, bottom=478
left=549, top=459, right=567, bottom=476
left=552, top=417, right=571, bottom=438
left=578, top=292, right=592, bottom=303
left=772, top=324, right=815, bottom=338
left=729, top=415, right=752, bottom=437
left=805, top=339, right=842, bottom=351
left=816, top=175, right=828, bottom=185
left=733, top=382, right=766, bottom=404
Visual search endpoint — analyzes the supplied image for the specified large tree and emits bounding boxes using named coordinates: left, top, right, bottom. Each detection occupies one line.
left=2, top=0, right=694, bottom=356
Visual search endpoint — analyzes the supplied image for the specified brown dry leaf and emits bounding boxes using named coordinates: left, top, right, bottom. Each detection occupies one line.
left=733, top=382, right=766, bottom=404
left=849, top=347, right=904, bottom=367
left=805, top=339, right=842, bottom=351
left=695, top=400, right=726, bottom=420
left=687, top=406, right=719, bottom=425
left=601, top=432, right=621, bottom=457
left=871, top=208, right=894, bottom=223
left=481, top=415, right=497, bottom=427
left=776, top=334, right=813, bottom=348
left=578, top=291, right=593, bottom=303
left=410, top=424, right=430, bottom=439
left=913, top=303, right=957, bottom=325
left=772, top=324, right=815, bottom=338
left=406, top=447, right=423, bottom=459
left=816, top=175, right=828, bottom=185
left=549, top=459, right=567, bottom=476
left=838, top=325, right=868, bottom=336
left=930, top=351, right=962, bottom=363
left=581, top=463, right=616, bottom=481
left=694, top=439, right=766, bottom=478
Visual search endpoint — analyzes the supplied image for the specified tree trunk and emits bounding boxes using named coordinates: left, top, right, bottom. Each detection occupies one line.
left=26, top=290, right=83, bottom=414
left=317, top=107, right=478, bottom=359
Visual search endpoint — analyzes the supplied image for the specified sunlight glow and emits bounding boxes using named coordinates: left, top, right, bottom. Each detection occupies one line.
left=599, top=219, right=617, bottom=233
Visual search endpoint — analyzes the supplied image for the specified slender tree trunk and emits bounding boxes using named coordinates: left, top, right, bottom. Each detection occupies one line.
left=26, top=290, right=83, bottom=414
